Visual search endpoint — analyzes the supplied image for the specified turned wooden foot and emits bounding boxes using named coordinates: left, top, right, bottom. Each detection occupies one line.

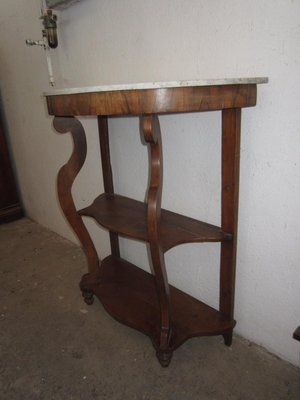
left=223, top=330, right=233, bottom=346
left=79, top=272, right=100, bottom=305
left=81, top=289, right=94, bottom=305
left=156, top=349, right=173, bottom=367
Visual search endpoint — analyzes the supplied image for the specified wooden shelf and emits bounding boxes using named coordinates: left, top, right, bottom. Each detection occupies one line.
left=81, top=255, right=235, bottom=350
left=79, top=194, right=232, bottom=252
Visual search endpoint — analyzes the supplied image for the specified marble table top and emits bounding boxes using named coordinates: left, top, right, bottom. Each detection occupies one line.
left=44, top=77, right=268, bottom=96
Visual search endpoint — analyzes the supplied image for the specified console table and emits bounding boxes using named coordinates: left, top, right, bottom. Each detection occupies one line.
left=45, top=78, right=267, bottom=366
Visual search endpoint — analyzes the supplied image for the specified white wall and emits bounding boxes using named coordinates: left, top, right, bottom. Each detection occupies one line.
left=0, top=0, right=299, bottom=366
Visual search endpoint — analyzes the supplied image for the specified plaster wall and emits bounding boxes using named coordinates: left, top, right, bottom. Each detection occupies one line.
left=0, top=0, right=299, bottom=366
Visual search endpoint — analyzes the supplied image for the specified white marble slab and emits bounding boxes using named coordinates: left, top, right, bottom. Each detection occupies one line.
left=44, top=77, right=268, bottom=96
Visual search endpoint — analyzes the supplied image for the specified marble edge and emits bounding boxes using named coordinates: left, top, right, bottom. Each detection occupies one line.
left=44, top=77, right=268, bottom=96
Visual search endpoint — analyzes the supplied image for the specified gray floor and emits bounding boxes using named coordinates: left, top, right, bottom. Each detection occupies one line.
left=0, top=218, right=299, bottom=400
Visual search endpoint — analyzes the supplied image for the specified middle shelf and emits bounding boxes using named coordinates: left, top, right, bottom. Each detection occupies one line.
left=79, top=193, right=232, bottom=252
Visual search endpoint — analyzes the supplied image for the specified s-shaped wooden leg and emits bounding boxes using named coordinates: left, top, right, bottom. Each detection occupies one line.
left=53, top=117, right=100, bottom=305
left=142, top=115, right=172, bottom=366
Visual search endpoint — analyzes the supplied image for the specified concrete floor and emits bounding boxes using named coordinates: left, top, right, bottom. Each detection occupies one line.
left=0, top=218, right=299, bottom=400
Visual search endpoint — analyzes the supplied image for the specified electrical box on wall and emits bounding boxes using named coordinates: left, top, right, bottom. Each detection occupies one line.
left=45, top=0, right=83, bottom=9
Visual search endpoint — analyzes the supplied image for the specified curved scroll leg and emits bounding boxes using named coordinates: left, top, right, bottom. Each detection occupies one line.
left=53, top=117, right=100, bottom=305
left=142, top=115, right=172, bottom=367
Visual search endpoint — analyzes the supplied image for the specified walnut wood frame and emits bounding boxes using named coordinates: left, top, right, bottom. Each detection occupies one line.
left=47, top=83, right=260, bottom=366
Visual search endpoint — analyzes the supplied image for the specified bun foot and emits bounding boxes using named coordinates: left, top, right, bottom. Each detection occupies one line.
left=156, top=349, right=173, bottom=367
left=79, top=272, right=100, bottom=305
left=223, top=331, right=233, bottom=346
left=82, top=289, right=94, bottom=305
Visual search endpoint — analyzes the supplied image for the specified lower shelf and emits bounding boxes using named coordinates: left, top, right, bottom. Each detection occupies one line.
left=80, top=255, right=235, bottom=350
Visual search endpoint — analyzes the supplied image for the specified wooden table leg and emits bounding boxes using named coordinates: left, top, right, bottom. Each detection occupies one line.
left=142, top=115, right=172, bottom=366
left=220, top=108, right=241, bottom=345
left=98, top=116, right=120, bottom=258
left=53, top=117, right=100, bottom=304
